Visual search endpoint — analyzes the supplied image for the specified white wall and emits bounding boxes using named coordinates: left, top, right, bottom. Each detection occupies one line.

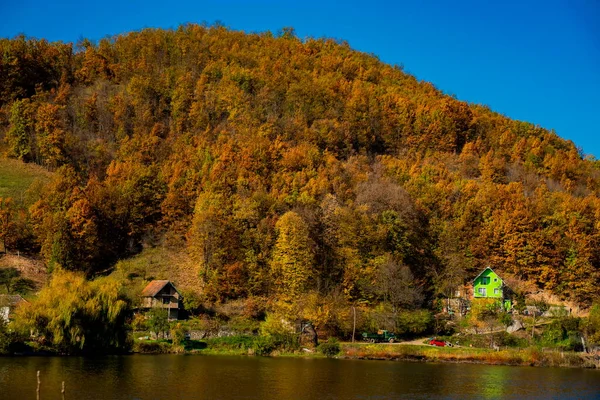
left=0, top=306, right=9, bottom=323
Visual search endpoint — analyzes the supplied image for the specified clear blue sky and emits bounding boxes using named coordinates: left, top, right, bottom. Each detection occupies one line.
left=2, top=1, right=599, bottom=157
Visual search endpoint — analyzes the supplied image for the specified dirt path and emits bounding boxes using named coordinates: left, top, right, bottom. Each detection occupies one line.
left=397, top=337, right=429, bottom=345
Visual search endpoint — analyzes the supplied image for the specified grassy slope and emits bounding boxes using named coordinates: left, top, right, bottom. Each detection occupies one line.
left=0, top=157, right=52, bottom=205
left=0, top=158, right=197, bottom=298
left=0, top=254, right=47, bottom=295
left=110, top=245, right=203, bottom=302
left=0, top=157, right=51, bottom=294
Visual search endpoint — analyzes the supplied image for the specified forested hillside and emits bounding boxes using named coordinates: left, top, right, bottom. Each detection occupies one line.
left=1, top=24, right=599, bottom=313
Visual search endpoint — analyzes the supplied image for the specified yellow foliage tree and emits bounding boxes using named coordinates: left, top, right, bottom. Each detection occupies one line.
left=270, top=211, right=314, bottom=299
left=14, top=271, right=130, bottom=353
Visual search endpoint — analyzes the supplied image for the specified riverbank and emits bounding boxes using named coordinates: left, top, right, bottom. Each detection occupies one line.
left=129, top=336, right=600, bottom=369
left=5, top=341, right=599, bottom=369
left=340, top=343, right=600, bottom=369
left=132, top=335, right=334, bottom=357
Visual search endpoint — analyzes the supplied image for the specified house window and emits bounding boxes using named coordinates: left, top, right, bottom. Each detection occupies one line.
left=494, top=288, right=499, bottom=295
left=494, top=278, right=498, bottom=282
left=163, top=297, right=170, bottom=304
left=478, top=288, right=486, bottom=296
left=481, top=277, right=490, bottom=284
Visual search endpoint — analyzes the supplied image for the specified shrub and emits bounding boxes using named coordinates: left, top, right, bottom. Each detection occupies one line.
left=131, top=313, right=148, bottom=331
left=0, top=319, right=11, bottom=354
left=498, top=312, right=513, bottom=328
left=207, top=335, right=255, bottom=351
left=271, top=332, right=300, bottom=352
left=258, top=313, right=300, bottom=353
left=494, top=332, right=528, bottom=348
left=252, top=336, right=275, bottom=356
left=227, top=316, right=260, bottom=334
left=319, top=338, right=340, bottom=357
left=539, top=318, right=583, bottom=351
left=259, top=313, right=295, bottom=337
left=586, top=302, right=600, bottom=346
left=133, top=340, right=171, bottom=354
left=171, top=323, right=189, bottom=346
left=395, top=309, right=433, bottom=337
left=250, top=331, right=300, bottom=356
left=147, top=308, right=169, bottom=339
left=181, top=290, right=204, bottom=316
left=186, top=316, right=220, bottom=333
left=184, top=340, right=207, bottom=351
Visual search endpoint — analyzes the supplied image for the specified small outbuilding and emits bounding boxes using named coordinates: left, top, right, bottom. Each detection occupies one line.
left=0, top=294, right=27, bottom=322
left=140, top=280, right=183, bottom=320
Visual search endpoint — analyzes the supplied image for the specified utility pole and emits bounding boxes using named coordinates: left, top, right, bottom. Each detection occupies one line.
left=352, top=306, right=356, bottom=343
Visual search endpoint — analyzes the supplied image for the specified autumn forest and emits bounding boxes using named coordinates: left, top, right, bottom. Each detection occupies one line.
left=1, top=24, right=599, bottom=328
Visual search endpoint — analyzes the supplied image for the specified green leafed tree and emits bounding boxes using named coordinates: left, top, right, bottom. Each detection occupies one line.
left=6, top=99, right=33, bottom=161
left=147, top=307, right=170, bottom=339
left=0, top=267, right=34, bottom=295
left=585, top=302, right=600, bottom=347
left=0, top=268, right=20, bottom=293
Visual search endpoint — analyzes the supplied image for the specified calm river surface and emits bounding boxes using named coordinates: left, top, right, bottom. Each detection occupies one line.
left=1, top=355, right=599, bottom=399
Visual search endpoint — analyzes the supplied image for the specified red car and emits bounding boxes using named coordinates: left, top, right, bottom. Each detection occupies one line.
left=429, top=339, right=448, bottom=347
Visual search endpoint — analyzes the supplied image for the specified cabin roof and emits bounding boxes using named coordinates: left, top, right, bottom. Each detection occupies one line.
left=472, top=267, right=500, bottom=283
left=0, top=294, right=27, bottom=307
left=141, top=280, right=179, bottom=297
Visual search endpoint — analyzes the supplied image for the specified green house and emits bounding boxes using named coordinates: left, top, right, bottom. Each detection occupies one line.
left=473, top=267, right=512, bottom=310
left=473, top=267, right=503, bottom=298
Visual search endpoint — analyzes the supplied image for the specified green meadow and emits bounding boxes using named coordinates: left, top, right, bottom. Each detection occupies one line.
left=0, top=158, right=52, bottom=205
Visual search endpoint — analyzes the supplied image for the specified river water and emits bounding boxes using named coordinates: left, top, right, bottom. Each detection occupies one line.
left=0, top=355, right=599, bottom=399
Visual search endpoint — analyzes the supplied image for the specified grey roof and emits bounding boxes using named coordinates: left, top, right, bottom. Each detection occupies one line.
left=0, top=294, right=27, bottom=307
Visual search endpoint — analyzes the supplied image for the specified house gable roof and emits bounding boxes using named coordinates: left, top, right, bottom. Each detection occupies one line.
left=141, top=280, right=180, bottom=297
left=473, top=267, right=501, bottom=283
left=0, top=294, right=27, bottom=307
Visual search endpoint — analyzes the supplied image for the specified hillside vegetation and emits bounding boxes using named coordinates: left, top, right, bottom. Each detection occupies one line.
left=0, top=24, right=599, bottom=319
left=0, top=158, right=51, bottom=200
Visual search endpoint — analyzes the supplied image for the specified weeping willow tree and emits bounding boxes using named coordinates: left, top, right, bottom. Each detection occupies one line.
left=14, top=270, right=131, bottom=354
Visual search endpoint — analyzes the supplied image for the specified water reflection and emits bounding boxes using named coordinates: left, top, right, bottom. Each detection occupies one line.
left=0, top=355, right=598, bottom=399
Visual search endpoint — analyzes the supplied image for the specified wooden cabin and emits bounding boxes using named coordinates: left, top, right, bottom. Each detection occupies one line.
left=140, top=280, right=183, bottom=320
